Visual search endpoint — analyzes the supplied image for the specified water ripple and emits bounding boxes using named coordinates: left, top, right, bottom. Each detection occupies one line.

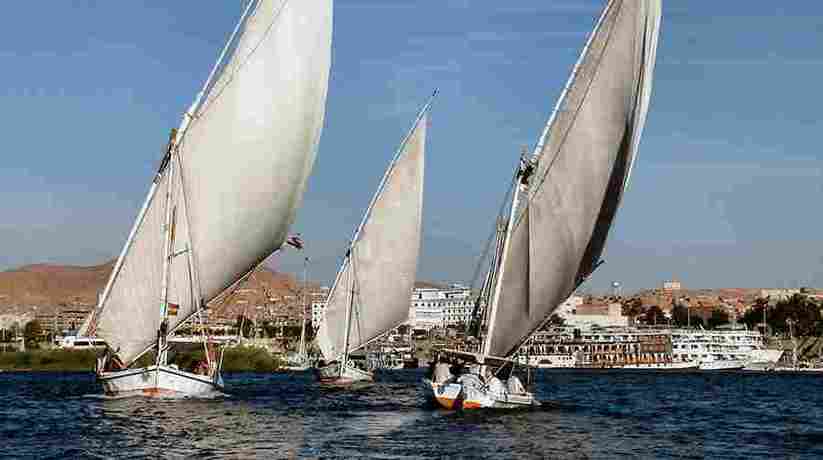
left=1, top=370, right=823, bottom=458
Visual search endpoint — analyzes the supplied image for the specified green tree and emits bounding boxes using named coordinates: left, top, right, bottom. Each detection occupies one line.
left=642, top=305, right=665, bottom=325
left=235, top=315, right=254, bottom=338
left=707, top=308, right=730, bottom=329
left=621, top=297, right=643, bottom=318
left=671, top=304, right=690, bottom=327
left=23, top=320, right=43, bottom=348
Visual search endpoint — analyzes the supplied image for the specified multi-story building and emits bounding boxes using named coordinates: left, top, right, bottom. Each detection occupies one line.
left=309, top=288, right=330, bottom=330
left=410, top=285, right=472, bottom=331
left=760, top=288, right=801, bottom=302
left=35, top=308, right=92, bottom=334
left=307, top=284, right=475, bottom=332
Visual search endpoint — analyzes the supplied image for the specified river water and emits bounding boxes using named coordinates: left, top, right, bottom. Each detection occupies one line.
left=1, top=370, right=822, bottom=459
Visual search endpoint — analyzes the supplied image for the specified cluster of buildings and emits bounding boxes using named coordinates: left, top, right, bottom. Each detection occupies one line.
left=310, top=284, right=474, bottom=333
left=5, top=272, right=821, bottom=347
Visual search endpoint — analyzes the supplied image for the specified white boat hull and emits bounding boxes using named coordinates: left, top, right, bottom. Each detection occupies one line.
left=424, top=376, right=539, bottom=410
left=315, top=362, right=373, bottom=384
left=621, top=361, right=699, bottom=370
left=282, top=365, right=310, bottom=372
left=699, top=360, right=745, bottom=371
left=98, top=365, right=223, bottom=397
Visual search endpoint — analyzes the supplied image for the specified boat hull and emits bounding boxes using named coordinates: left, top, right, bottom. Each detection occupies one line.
left=619, top=361, right=699, bottom=371
left=315, top=362, right=373, bottom=384
left=98, top=365, right=223, bottom=397
left=699, top=360, right=745, bottom=371
left=423, top=377, right=539, bottom=410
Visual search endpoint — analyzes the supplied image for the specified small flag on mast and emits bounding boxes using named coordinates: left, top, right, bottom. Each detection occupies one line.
left=286, top=234, right=304, bottom=250
left=167, top=302, right=180, bottom=317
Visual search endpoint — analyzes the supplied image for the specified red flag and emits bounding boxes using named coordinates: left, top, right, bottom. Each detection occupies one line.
left=286, top=234, right=304, bottom=250
left=167, top=302, right=180, bottom=317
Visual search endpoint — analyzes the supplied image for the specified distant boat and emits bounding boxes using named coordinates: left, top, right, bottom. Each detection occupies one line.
left=313, top=94, right=433, bottom=385
left=425, top=0, right=662, bottom=409
left=78, top=0, right=332, bottom=397
left=284, top=257, right=313, bottom=372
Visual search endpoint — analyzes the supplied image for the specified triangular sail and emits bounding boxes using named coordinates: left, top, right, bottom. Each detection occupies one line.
left=483, top=0, right=661, bottom=358
left=81, top=0, right=332, bottom=365
left=317, top=110, right=428, bottom=362
left=178, top=0, right=332, bottom=305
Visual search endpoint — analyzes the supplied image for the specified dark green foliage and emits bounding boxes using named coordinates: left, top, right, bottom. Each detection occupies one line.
left=0, top=349, right=96, bottom=370
left=621, top=297, right=643, bottom=318
left=235, top=315, right=254, bottom=338
left=671, top=304, right=688, bottom=326
left=0, top=346, right=285, bottom=372
left=642, top=305, right=666, bottom=325
left=707, top=308, right=730, bottom=329
left=222, top=346, right=283, bottom=372
left=741, top=294, right=823, bottom=336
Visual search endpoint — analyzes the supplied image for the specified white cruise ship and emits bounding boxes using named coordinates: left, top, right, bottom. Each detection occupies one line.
left=517, top=325, right=782, bottom=370
left=670, top=326, right=783, bottom=370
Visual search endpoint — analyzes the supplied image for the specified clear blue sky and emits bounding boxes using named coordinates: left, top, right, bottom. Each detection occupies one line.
left=2, top=1, right=822, bottom=292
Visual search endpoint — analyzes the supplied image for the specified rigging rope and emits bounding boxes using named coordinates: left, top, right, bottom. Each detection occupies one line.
left=511, top=0, right=621, bottom=235
left=190, top=0, right=292, bottom=127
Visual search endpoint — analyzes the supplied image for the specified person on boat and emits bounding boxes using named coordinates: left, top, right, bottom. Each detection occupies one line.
left=193, top=359, right=209, bottom=375
left=506, top=374, right=525, bottom=395
left=484, top=367, right=505, bottom=396
left=99, top=347, right=125, bottom=372
left=518, top=156, right=536, bottom=185
left=433, top=361, right=453, bottom=384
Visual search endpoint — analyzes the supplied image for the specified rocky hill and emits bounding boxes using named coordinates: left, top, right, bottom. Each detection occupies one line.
left=0, top=260, right=313, bottom=322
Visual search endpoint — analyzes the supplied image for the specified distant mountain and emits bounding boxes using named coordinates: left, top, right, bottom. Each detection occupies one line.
left=0, top=260, right=308, bottom=320
left=0, top=261, right=114, bottom=311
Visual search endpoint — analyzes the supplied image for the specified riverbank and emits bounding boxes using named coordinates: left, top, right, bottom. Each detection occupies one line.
left=0, top=345, right=285, bottom=372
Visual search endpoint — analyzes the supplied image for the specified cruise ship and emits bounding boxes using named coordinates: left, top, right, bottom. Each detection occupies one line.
left=671, top=326, right=783, bottom=370
left=517, top=325, right=782, bottom=371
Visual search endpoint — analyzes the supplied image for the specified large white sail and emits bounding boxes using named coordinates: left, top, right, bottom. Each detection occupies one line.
left=317, top=110, right=428, bottom=362
left=81, top=0, right=332, bottom=365
left=178, top=0, right=332, bottom=304
left=483, top=0, right=661, bottom=358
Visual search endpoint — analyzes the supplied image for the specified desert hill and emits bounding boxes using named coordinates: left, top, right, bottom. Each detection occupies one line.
left=0, top=260, right=314, bottom=322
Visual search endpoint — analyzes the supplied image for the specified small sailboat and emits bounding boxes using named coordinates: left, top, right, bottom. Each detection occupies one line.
left=78, top=0, right=332, bottom=397
left=426, top=0, right=662, bottom=409
left=314, top=94, right=433, bottom=384
left=284, top=257, right=312, bottom=371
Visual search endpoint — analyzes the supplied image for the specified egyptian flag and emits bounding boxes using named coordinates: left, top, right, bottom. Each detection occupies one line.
left=167, top=302, right=180, bottom=317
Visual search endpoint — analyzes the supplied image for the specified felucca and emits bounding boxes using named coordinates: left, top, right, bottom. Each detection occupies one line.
left=425, top=0, right=662, bottom=409
left=78, top=0, right=332, bottom=397
left=314, top=94, right=433, bottom=384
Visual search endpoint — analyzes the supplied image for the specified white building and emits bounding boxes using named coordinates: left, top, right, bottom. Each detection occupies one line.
left=554, top=295, right=629, bottom=328
left=309, top=288, right=330, bottom=330
left=760, top=288, right=800, bottom=302
left=311, top=301, right=326, bottom=329
left=308, top=284, right=475, bottom=332
left=409, top=285, right=473, bottom=331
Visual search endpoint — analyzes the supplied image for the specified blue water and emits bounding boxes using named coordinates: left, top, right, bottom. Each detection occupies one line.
left=1, top=370, right=822, bottom=459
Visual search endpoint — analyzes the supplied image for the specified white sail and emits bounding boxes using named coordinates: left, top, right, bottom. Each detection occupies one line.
left=483, top=0, right=661, bottom=358
left=178, top=0, right=332, bottom=304
left=317, top=110, right=428, bottom=362
left=81, top=0, right=332, bottom=365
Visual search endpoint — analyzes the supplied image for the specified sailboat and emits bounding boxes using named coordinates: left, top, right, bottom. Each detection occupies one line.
left=284, top=256, right=312, bottom=371
left=425, top=0, right=661, bottom=409
left=78, top=0, right=332, bottom=397
left=314, top=93, right=433, bottom=384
